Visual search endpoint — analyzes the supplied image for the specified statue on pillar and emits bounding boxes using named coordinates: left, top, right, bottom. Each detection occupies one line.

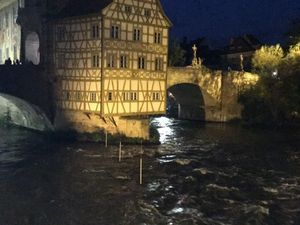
left=192, top=44, right=198, bottom=67
left=191, top=44, right=202, bottom=69
left=240, top=54, right=244, bottom=71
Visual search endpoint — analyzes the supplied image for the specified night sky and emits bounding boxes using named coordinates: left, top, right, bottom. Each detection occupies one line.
left=161, top=0, right=300, bottom=46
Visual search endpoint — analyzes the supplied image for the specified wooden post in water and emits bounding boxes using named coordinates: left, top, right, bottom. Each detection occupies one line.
left=105, top=130, right=108, bottom=148
left=139, top=140, right=143, bottom=185
left=119, top=141, right=122, bottom=162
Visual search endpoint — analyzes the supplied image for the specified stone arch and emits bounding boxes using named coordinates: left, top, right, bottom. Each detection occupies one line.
left=0, top=93, right=53, bottom=131
left=25, top=32, right=40, bottom=65
left=167, top=83, right=205, bottom=120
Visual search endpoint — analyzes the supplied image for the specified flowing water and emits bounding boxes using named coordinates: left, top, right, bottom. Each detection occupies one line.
left=0, top=117, right=300, bottom=225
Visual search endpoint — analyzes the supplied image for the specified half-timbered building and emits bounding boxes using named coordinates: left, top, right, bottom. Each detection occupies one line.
left=52, top=0, right=171, bottom=123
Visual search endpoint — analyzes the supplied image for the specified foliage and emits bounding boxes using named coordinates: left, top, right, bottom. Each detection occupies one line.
left=252, top=44, right=284, bottom=75
left=239, top=43, right=300, bottom=126
left=168, top=38, right=186, bottom=67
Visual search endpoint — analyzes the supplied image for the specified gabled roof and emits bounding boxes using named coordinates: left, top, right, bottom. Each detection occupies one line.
left=55, top=0, right=113, bottom=19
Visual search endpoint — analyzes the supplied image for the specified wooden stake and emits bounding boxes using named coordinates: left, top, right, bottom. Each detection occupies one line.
left=139, top=140, right=143, bottom=185
left=140, top=156, right=143, bottom=185
left=105, top=130, right=108, bottom=148
left=119, top=141, right=122, bottom=162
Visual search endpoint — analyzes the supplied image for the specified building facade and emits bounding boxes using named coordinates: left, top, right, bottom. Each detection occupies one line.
left=52, top=0, right=171, bottom=120
left=0, top=0, right=21, bottom=64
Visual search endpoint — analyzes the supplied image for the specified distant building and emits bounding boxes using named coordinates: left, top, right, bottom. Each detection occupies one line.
left=50, top=0, right=171, bottom=117
left=222, top=34, right=262, bottom=70
left=0, top=0, right=69, bottom=65
left=0, top=0, right=21, bottom=64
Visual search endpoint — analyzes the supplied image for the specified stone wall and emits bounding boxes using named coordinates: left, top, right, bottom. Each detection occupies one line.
left=54, top=110, right=150, bottom=140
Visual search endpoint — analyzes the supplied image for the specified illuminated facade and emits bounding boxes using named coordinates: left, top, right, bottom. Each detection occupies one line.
left=0, top=0, right=21, bottom=64
left=52, top=0, right=171, bottom=118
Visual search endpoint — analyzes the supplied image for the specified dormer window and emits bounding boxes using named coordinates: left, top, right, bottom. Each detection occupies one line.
left=144, top=9, right=151, bottom=17
left=124, top=5, right=132, bottom=14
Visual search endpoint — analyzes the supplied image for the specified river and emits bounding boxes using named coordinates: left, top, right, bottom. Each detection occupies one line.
left=0, top=117, right=299, bottom=225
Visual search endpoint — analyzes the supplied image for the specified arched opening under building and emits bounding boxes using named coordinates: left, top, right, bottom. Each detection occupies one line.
left=25, top=32, right=40, bottom=65
left=167, top=83, right=205, bottom=121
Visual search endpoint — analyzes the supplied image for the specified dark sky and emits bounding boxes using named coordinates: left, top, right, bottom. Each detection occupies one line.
left=161, top=0, right=300, bottom=46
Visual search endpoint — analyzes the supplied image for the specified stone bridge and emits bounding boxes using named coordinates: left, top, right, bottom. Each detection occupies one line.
left=167, top=67, right=258, bottom=122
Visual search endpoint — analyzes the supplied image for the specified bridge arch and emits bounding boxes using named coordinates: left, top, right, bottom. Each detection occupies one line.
left=167, top=83, right=206, bottom=120
left=25, top=32, right=40, bottom=65
left=0, top=93, right=53, bottom=131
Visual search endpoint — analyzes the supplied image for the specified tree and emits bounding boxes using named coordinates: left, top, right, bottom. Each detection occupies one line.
left=252, top=44, right=284, bottom=75
left=239, top=43, right=300, bottom=125
left=168, top=38, right=186, bottom=67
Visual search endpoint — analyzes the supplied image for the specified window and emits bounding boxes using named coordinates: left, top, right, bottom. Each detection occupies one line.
left=75, top=92, right=81, bottom=101
left=107, top=54, right=116, bottom=68
left=133, top=28, right=141, bottom=41
left=57, top=54, right=65, bottom=69
left=57, top=27, right=66, bottom=41
left=13, top=45, right=17, bottom=60
left=19, top=0, right=25, bottom=8
left=108, top=92, right=113, bottom=101
left=66, top=92, right=71, bottom=100
left=120, top=55, right=128, bottom=68
left=124, top=5, right=132, bottom=14
left=5, top=12, right=9, bottom=27
left=92, top=54, right=99, bottom=67
left=0, top=49, right=2, bottom=64
left=152, top=92, right=160, bottom=101
left=91, top=24, right=99, bottom=38
left=90, top=92, right=97, bottom=102
left=130, top=92, right=137, bottom=101
left=111, top=25, right=119, bottom=39
left=155, top=58, right=163, bottom=71
left=154, top=32, right=161, bottom=44
left=138, top=57, right=145, bottom=69
left=144, top=9, right=151, bottom=17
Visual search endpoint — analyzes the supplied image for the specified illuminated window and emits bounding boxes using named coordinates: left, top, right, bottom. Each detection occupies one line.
left=138, top=56, right=145, bottom=69
left=144, top=9, right=151, bottom=17
left=111, top=25, right=119, bottom=39
left=107, top=54, right=116, bottom=68
left=152, top=92, right=160, bottom=101
left=19, top=0, right=25, bottom=8
left=90, top=92, right=97, bottom=102
left=124, top=5, right=132, bottom=14
left=108, top=92, right=113, bottom=101
left=91, top=24, right=99, bottom=39
left=155, top=58, right=163, bottom=71
left=133, top=28, right=141, bottom=41
left=154, top=32, right=161, bottom=44
left=92, top=54, right=99, bottom=67
left=120, top=55, right=128, bottom=68
left=13, top=45, right=17, bottom=60
left=5, top=12, right=9, bottom=27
